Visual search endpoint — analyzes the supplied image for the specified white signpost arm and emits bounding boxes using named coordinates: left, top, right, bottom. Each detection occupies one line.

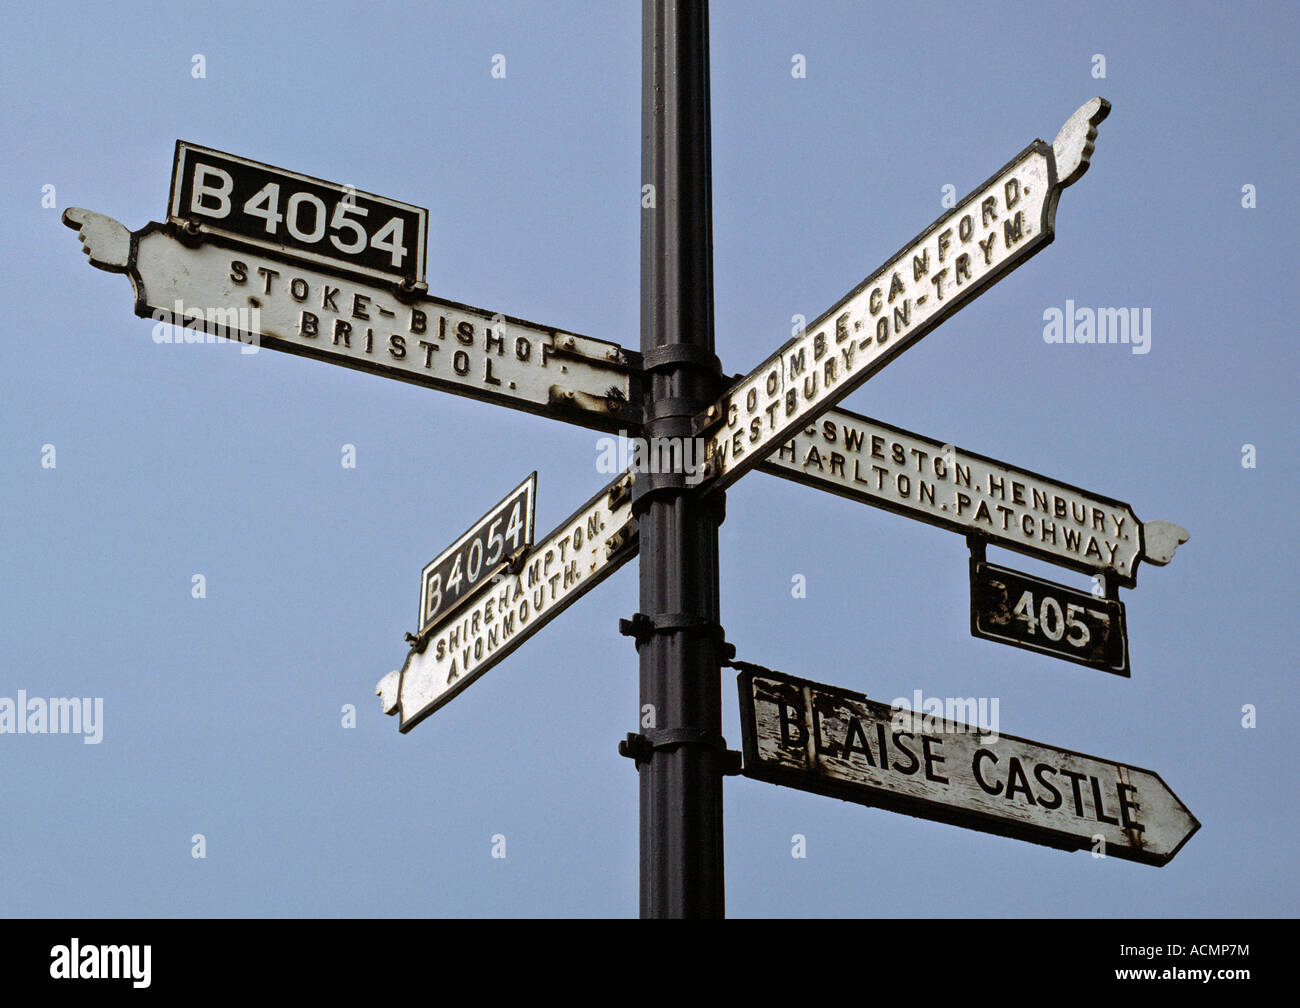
left=377, top=471, right=638, bottom=733
left=757, top=404, right=1186, bottom=586
left=696, top=98, right=1111, bottom=493
left=62, top=211, right=640, bottom=434
left=740, top=668, right=1199, bottom=866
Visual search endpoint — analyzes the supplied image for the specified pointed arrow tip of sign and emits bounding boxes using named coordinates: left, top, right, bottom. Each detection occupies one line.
left=1142, top=520, right=1190, bottom=566
left=375, top=670, right=401, bottom=716
left=1053, top=97, right=1111, bottom=189
left=62, top=207, right=132, bottom=273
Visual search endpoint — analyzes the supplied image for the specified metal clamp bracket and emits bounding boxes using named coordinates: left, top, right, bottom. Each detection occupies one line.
left=630, top=467, right=725, bottom=519
left=607, top=472, right=635, bottom=511
left=618, top=730, right=742, bottom=775
left=642, top=397, right=702, bottom=425
left=630, top=468, right=692, bottom=503
left=720, top=644, right=789, bottom=681
left=641, top=343, right=721, bottom=375
left=619, top=611, right=726, bottom=648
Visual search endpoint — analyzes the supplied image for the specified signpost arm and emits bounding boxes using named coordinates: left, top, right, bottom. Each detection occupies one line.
left=634, top=0, right=726, bottom=918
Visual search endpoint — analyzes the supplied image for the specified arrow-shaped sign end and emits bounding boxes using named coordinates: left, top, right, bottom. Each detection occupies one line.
left=1147, top=768, right=1202, bottom=867
left=376, top=669, right=401, bottom=717
left=1141, top=520, right=1190, bottom=566
left=62, top=207, right=132, bottom=273
left=1053, top=97, right=1111, bottom=189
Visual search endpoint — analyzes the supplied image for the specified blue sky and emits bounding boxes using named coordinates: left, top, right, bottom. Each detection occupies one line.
left=2, top=0, right=1296, bottom=917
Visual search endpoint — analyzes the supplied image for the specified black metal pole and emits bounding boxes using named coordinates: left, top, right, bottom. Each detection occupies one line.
left=635, top=0, right=725, bottom=918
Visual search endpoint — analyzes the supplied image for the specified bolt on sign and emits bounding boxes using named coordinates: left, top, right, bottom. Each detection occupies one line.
left=417, top=472, right=537, bottom=640
left=758, top=404, right=1187, bottom=586
left=377, top=472, right=637, bottom=733
left=970, top=560, right=1129, bottom=676
left=696, top=99, right=1112, bottom=492
left=738, top=668, right=1199, bottom=867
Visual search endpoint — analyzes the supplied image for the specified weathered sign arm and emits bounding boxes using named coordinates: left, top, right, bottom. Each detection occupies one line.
left=739, top=667, right=1199, bottom=866
left=694, top=98, right=1111, bottom=493
left=62, top=209, right=641, bottom=434
left=376, top=471, right=638, bottom=733
left=756, top=402, right=1186, bottom=587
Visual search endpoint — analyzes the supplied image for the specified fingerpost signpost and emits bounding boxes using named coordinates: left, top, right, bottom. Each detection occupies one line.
left=65, top=1, right=1194, bottom=917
